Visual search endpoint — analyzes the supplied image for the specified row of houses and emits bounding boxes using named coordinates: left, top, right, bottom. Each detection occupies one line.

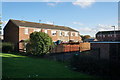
left=3, top=19, right=82, bottom=51
left=3, top=19, right=120, bottom=60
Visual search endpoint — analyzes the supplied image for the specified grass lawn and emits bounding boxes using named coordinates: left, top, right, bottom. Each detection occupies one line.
left=1, top=53, right=94, bottom=79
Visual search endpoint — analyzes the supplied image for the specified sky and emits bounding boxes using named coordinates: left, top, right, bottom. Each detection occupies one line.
left=1, top=1, right=118, bottom=37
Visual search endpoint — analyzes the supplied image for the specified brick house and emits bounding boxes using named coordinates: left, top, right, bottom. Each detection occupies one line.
left=4, top=19, right=82, bottom=51
left=96, top=30, right=120, bottom=41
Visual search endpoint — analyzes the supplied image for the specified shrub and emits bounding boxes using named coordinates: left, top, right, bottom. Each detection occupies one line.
left=2, top=42, right=14, bottom=53
left=26, top=32, right=53, bottom=56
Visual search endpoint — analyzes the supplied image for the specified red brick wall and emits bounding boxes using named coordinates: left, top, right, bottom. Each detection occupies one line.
left=18, top=27, right=82, bottom=51
left=4, top=21, right=19, bottom=43
left=4, top=21, right=19, bottom=51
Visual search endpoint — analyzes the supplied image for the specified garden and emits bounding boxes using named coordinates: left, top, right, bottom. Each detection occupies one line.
left=1, top=31, right=119, bottom=79
left=1, top=53, right=94, bottom=79
left=1, top=32, right=96, bottom=79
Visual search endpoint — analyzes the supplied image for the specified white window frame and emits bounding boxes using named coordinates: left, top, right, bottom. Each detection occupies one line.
left=65, top=32, right=69, bottom=36
left=24, top=28, right=28, bottom=34
left=34, top=29, right=41, bottom=32
left=51, top=30, right=57, bottom=36
left=59, top=31, right=62, bottom=36
left=75, top=32, right=78, bottom=36
left=44, top=30, right=47, bottom=34
left=71, top=32, right=74, bottom=36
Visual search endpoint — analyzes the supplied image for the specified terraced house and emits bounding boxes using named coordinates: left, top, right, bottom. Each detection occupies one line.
left=4, top=19, right=82, bottom=51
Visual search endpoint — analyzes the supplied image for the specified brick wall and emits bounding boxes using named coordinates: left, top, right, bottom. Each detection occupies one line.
left=4, top=21, right=19, bottom=51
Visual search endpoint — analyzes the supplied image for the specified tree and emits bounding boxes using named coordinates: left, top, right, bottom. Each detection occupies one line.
left=26, top=32, right=53, bottom=56
left=80, top=35, right=91, bottom=41
left=84, top=35, right=91, bottom=39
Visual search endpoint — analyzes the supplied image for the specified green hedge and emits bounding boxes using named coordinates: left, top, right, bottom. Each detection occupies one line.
left=2, top=42, right=14, bottom=53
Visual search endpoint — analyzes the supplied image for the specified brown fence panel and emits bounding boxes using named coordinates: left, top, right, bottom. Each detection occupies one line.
left=80, top=42, right=91, bottom=52
left=51, top=44, right=80, bottom=53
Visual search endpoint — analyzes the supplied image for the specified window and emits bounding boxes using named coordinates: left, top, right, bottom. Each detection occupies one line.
left=34, top=29, right=41, bottom=32
left=108, top=34, right=111, bottom=37
left=75, top=32, right=78, bottom=36
left=103, top=35, right=105, bottom=38
left=97, top=35, right=100, bottom=37
left=44, top=30, right=47, bottom=34
left=71, top=32, right=74, bottom=36
left=59, top=31, right=62, bottom=36
left=24, top=28, right=28, bottom=34
left=51, top=30, right=57, bottom=36
left=65, top=32, right=69, bottom=36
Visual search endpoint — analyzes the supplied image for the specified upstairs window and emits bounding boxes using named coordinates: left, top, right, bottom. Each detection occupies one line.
left=59, top=31, right=62, bottom=36
left=44, top=30, right=47, bottom=34
left=108, top=34, right=111, bottom=37
left=51, top=30, right=57, bottom=36
left=75, top=32, right=78, bottom=36
left=65, top=32, right=69, bottom=36
left=24, top=28, right=28, bottom=34
left=103, top=35, right=105, bottom=38
left=34, top=29, right=41, bottom=32
left=71, top=32, right=75, bottom=36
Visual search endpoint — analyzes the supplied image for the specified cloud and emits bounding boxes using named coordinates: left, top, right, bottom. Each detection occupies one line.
left=73, top=22, right=84, bottom=26
left=47, top=0, right=61, bottom=6
left=47, top=2, right=58, bottom=6
left=77, top=24, right=118, bottom=37
left=45, top=21, right=54, bottom=24
left=96, top=24, right=118, bottom=31
left=72, top=0, right=96, bottom=8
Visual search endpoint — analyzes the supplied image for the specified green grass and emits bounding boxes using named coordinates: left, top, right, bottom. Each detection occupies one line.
left=1, top=53, right=94, bottom=78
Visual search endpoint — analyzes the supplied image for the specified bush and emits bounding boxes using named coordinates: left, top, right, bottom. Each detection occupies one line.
left=2, top=42, right=14, bottom=53
left=26, top=32, right=53, bottom=56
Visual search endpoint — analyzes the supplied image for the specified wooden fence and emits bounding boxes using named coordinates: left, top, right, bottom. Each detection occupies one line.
left=51, top=42, right=90, bottom=53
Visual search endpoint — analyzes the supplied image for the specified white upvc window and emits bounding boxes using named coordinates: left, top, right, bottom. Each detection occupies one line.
left=51, top=30, right=57, bottom=36
left=34, top=29, right=41, bottom=32
left=65, top=32, right=69, bottom=36
left=44, top=30, right=47, bottom=34
left=59, top=31, right=62, bottom=36
left=71, top=32, right=74, bottom=36
left=24, top=28, right=28, bottom=34
left=75, top=32, right=78, bottom=36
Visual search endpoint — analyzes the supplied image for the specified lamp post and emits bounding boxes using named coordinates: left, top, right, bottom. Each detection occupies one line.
left=111, top=26, right=116, bottom=41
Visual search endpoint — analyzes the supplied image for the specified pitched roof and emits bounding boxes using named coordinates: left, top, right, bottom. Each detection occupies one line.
left=96, top=30, right=120, bottom=34
left=10, top=19, right=78, bottom=32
